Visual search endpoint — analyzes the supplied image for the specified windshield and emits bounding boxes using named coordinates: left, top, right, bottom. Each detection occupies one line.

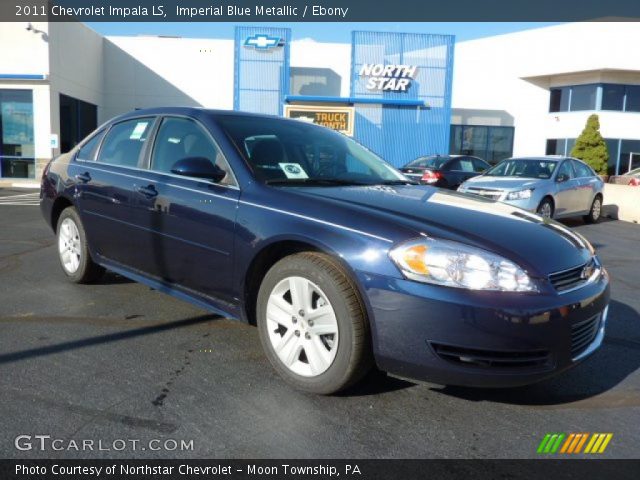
left=405, top=156, right=449, bottom=169
left=215, top=115, right=409, bottom=186
left=485, top=159, right=558, bottom=179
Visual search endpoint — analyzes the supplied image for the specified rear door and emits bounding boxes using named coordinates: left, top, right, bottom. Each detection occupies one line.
left=72, top=116, right=157, bottom=268
left=553, top=159, right=579, bottom=215
left=446, top=157, right=480, bottom=188
left=571, top=160, right=599, bottom=213
left=134, top=115, right=240, bottom=304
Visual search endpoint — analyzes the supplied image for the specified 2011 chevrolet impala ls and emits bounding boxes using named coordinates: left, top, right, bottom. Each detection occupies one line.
left=40, top=108, right=610, bottom=394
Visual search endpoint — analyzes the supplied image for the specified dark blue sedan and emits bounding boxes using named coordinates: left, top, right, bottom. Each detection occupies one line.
left=40, top=108, right=610, bottom=394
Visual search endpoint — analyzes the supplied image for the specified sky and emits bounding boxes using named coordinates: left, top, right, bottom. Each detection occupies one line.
left=85, top=22, right=562, bottom=43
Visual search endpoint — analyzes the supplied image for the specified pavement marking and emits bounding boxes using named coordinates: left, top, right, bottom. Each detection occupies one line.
left=0, top=192, right=40, bottom=206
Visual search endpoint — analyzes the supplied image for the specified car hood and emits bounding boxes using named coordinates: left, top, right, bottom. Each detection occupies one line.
left=285, top=185, right=592, bottom=276
left=461, top=176, right=547, bottom=191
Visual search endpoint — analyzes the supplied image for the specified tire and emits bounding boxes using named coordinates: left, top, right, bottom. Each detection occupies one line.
left=536, top=197, right=554, bottom=219
left=56, top=207, right=105, bottom=283
left=257, top=252, right=373, bottom=394
left=583, top=195, right=603, bottom=224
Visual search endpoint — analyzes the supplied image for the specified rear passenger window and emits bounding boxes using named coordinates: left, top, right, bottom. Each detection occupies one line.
left=97, top=118, right=153, bottom=168
left=573, top=161, right=594, bottom=178
left=450, top=159, right=475, bottom=172
left=472, top=159, right=488, bottom=172
left=77, top=130, right=105, bottom=161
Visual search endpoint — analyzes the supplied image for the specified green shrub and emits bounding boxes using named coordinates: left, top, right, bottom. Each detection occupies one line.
left=570, top=114, right=609, bottom=175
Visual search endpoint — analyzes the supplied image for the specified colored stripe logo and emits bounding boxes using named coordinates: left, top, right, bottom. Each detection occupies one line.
left=537, top=433, right=613, bottom=454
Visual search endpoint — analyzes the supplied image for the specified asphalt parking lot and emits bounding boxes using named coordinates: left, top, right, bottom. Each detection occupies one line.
left=0, top=188, right=639, bottom=459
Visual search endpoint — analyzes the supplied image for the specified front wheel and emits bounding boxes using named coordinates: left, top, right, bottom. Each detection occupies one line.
left=257, top=252, right=372, bottom=394
left=536, top=197, right=554, bottom=219
left=583, top=195, right=603, bottom=224
left=56, top=207, right=105, bottom=283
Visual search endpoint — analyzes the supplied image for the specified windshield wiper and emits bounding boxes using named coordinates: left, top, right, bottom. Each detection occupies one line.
left=264, top=178, right=369, bottom=187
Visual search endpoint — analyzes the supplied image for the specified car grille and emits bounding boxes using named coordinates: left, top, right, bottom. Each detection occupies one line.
left=571, top=314, right=601, bottom=358
left=548, top=258, right=597, bottom=293
left=464, top=187, right=503, bottom=200
left=430, top=342, right=551, bottom=369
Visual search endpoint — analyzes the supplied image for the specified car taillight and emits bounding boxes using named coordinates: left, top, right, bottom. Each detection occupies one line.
left=629, top=178, right=640, bottom=186
left=421, top=170, right=442, bottom=183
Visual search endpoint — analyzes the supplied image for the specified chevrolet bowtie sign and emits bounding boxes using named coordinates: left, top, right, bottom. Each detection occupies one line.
left=244, top=34, right=283, bottom=50
left=359, top=64, right=418, bottom=92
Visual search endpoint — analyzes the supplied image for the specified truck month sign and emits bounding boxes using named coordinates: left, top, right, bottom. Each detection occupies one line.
left=285, top=105, right=355, bottom=136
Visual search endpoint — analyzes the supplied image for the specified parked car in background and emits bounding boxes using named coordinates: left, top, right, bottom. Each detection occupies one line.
left=458, top=156, right=604, bottom=222
left=399, top=155, right=490, bottom=189
left=609, top=167, right=640, bottom=186
left=41, top=110, right=609, bottom=394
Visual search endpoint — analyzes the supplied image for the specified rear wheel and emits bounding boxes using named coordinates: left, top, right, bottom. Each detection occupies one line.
left=257, top=252, right=372, bottom=394
left=536, top=197, right=554, bottom=219
left=583, top=195, right=602, bottom=224
left=56, top=207, right=104, bottom=283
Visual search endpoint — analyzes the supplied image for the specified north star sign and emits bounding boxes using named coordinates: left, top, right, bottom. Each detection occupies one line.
left=359, top=64, right=418, bottom=92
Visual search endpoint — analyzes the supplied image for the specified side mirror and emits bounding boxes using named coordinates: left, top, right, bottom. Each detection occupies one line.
left=556, top=173, right=569, bottom=183
left=171, top=157, right=226, bottom=183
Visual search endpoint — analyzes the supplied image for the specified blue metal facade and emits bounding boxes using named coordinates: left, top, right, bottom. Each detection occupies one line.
left=234, top=26, right=291, bottom=115
left=351, top=31, right=455, bottom=167
left=233, top=28, right=454, bottom=168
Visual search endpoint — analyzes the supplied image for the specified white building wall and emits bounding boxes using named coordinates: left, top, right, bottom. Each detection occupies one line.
left=290, top=39, right=352, bottom=97
left=0, top=22, right=51, bottom=167
left=452, top=22, right=640, bottom=157
left=47, top=22, right=104, bottom=159
left=102, top=36, right=234, bottom=121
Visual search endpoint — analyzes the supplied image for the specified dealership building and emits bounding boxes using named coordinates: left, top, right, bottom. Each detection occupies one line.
left=1, top=21, right=639, bottom=182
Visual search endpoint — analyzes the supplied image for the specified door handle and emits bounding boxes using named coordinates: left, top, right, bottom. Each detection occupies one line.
left=75, top=172, right=91, bottom=183
left=137, top=185, right=158, bottom=198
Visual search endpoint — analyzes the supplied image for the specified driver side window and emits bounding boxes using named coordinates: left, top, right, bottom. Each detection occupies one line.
left=150, top=117, right=236, bottom=186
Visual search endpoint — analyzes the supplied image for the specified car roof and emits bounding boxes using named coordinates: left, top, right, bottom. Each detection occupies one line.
left=506, top=156, right=565, bottom=162
left=111, top=107, right=293, bottom=124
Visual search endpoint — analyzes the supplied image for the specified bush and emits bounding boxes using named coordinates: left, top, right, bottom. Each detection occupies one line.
left=570, top=114, right=609, bottom=175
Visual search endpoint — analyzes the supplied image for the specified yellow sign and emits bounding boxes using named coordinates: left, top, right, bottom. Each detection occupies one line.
left=284, top=105, right=355, bottom=136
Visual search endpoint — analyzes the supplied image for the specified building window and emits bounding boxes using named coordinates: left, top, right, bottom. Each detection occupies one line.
left=0, top=89, right=35, bottom=179
left=601, top=84, right=625, bottom=111
left=625, top=85, right=640, bottom=112
left=450, top=125, right=514, bottom=164
left=569, top=84, right=597, bottom=111
left=551, top=83, right=640, bottom=113
left=59, top=94, right=98, bottom=153
left=548, top=137, right=640, bottom=175
left=549, top=87, right=570, bottom=112
left=619, top=139, right=640, bottom=173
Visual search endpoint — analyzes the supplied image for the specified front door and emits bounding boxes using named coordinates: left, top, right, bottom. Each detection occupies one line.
left=134, top=116, right=240, bottom=305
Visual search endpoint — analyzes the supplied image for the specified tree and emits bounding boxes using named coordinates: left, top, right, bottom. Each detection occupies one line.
left=570, top=114, right=609, bottom=175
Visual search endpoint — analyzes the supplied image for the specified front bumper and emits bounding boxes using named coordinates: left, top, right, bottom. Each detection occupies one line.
left=359, top=268, right=610, bottom=387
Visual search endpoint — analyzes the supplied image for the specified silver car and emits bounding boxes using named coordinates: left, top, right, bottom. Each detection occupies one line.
left=457, top=156, right=604, bottom=222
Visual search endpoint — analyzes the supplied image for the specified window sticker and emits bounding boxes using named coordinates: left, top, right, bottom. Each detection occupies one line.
left=130, top=122, right=149, bottom=140
left=279, top=163, right=309, bottom=179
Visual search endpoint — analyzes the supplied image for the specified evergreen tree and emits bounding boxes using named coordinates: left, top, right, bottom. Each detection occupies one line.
left=570, top=114, right=609, bottom=175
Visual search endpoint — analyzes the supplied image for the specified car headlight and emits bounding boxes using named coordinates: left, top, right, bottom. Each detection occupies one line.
left=389, top=237, right=537, bottom=292
left=506, top=189, right=533, bottom=200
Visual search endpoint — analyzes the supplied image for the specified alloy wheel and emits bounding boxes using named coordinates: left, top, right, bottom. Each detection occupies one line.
left=592, top=198, right=601, bottom=220
left=266, top=276, right=339, bottom=377
left=538, top=202, right=552, bottom=218
left=58, top=217, right=82, bottom=274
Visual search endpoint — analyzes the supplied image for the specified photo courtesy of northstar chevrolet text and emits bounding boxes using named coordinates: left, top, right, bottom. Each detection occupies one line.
left=0, top=0, right=639, bottom=477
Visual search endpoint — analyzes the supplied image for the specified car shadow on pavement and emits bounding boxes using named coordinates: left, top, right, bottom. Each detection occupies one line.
left=90, top=271, right=135, bottom=285
left=428, top=299, right=640, bottom=406
left=339, top=368, right=416, bottom=397
left=0, top=313, right=221, bottom=365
